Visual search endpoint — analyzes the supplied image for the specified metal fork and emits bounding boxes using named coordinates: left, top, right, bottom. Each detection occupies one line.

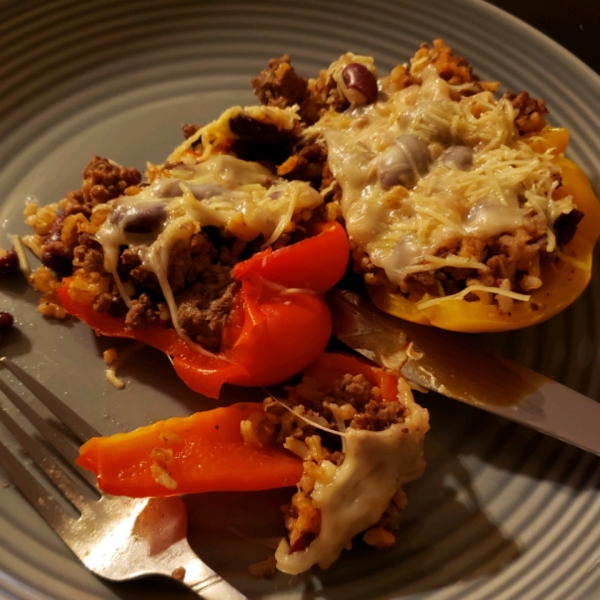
left=0, top=357, right=247, bottom=599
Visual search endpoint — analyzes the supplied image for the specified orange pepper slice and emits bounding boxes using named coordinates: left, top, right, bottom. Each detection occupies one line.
left=77, top=403, right=303, bottom=497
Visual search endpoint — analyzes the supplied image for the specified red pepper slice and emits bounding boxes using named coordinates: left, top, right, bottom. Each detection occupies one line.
left=58, top=221, right=349, bottom=398
left=77, top=402, right=303, bottom=497
left=232, top=221, right=350, bottom=293
left=172, top=278, right=334, bottom=396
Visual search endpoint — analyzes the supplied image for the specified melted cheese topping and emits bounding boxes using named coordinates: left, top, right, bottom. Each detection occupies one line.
left=94, top=151, right=323, bottom=346
left=308, top=64, right=575, bottom=288
left=275, top=391, right=429, bottom=574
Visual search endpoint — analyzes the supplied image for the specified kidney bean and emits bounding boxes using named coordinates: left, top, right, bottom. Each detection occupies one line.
left=150, top=179, right=183, bottom=198
left=187, top=183, right=228, bottom=200
left=36, top=214, right=75, bottom=275
left=229, top=114, right=296, bottom=162
left=108, top=294, right=129, bottom=318
left=554, top=209, right=584, bottom=246
left=341, top=63, right=378, bottom=106
left=0, top=312, right=14, bottom=337
left=112, top=204, right=167, bottom=234
left=151, top=179, right=226, bottom=201
left=437, top=145, right=473, bottom=170
left=0, top=248, right=19, bottom=276
left=124, top=205, right=166, bottom=234
left=41, top=247, right=72, bottom=274
left=377, top=134, right=431, bottom=190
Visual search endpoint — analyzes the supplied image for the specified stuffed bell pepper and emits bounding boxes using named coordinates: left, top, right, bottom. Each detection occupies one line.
left=77, top=352, right=429, bottom=574
left=23, top=105, right=350, bottom=397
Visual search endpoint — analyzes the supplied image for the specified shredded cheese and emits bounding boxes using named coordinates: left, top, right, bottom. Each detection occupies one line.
left=417, top=284, right=531, bottom=310
left=308, top=61, right=575, bottom=296
left=403, top=254, right=488, bottom=274
left=11, top=235, right=31, bottom=280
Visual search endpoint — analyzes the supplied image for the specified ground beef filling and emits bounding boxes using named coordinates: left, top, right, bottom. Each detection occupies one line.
left=251, top=53, right=349, bottom=125
left=29, top=125, right=319, bottom=348
left=277, top=142, right=328, bottom=189
left=503, top=91, right=549, bottom=135
left=114, top=230, right=239, bottom=348
left=60, top=156, right=142, bottom=217
left=30, top=156, right=141, bottom=275
left=125, top=293, right=165, bottom=329
left=251, top=55, right=308, bottom=110
left=353, top=213, right=554, bottom=304
left=176, top=276, right=238, bottom=351
left=263, top=372, right=405, bottom=445
left=32, top=157, right=245, bottom=351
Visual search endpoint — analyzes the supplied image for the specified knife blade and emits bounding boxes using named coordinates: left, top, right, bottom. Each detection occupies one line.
left=329, top=287, right=600, bottom=458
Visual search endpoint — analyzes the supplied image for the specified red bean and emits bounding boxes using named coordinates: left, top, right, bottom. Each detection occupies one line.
left=341, top=63, right=378, bottom=106
left=438, top=145, right=473, bottom=170
left=0, top=249, right=19, bottom=276
left=108, top=295, right=128, bottom=318
left=112, top=204, right=167, bottom=234
left=41, top=249, right=72, bottom=274
left=377, top=134, right=431, bottom=190
left=0, top=312, right=14, bottom=337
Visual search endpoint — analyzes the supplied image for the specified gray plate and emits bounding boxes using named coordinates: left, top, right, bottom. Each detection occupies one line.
left=1, top=1, right=600, bottom=599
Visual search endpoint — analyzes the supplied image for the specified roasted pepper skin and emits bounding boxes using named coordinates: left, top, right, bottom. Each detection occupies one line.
left=369, top=128, right=600, bottom=333
left=58, top=221, right=349, bottom=397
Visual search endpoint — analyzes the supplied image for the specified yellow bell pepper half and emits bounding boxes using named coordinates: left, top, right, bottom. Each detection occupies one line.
left=368, top=128, right=600, bottom=333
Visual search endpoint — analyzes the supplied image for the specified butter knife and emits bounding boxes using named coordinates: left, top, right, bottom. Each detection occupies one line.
left=329, top=288, right=600, bottom=458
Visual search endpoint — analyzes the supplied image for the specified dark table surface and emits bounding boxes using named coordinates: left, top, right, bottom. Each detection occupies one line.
left=486, top=0, right=600, bottom=75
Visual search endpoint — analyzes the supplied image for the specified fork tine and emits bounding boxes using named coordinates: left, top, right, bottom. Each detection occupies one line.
left=0, top=377, right=98, bottom=487
left=0, top=357, right=100, bottom=441
left=0, top=438, right=74, bottom=532
left=0, top=378, right=80, bottom=465
left=0, top=391, right=97, bottom=511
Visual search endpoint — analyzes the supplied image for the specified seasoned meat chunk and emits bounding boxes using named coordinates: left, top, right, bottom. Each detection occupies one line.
left=504, top=91, right=548, bottom=134
left=177, top=277, right=237, bottom=351
left=350, top=400, right=405, bottom=431
left=277, top=142, right=328, bottom=188
left=251, top=54, right=308, bottom=109
left=73, top=236, right=105, bottom=274
left=118, top=248, right=160, bottom=291
left=93, top=292, right=113, bottom=313
left=167, top=232, right=218, bottom=293
left=60, top=156, right=141, bottom=216
left=125, top=293, right=159, bottom=329
left=300, top=69, right=350, bottom=124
